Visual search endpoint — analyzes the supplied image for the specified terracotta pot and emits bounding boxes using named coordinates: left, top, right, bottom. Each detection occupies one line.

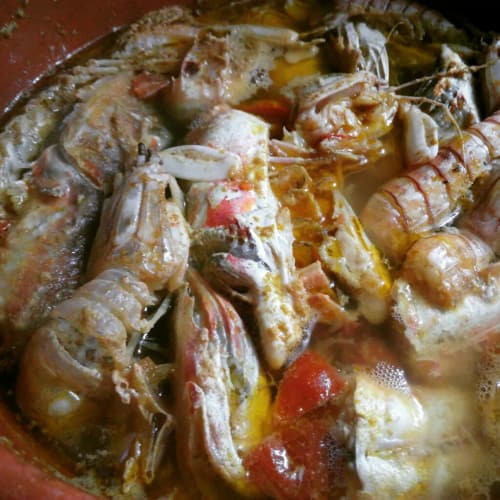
left=0, top=0, right=496, bottom=498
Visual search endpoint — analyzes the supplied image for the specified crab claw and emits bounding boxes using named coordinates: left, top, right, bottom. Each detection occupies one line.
left=174, top=268, right=271, bottom=497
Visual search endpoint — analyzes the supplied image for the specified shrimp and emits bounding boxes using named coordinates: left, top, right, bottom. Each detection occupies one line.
left=361, top=111, right=500, bottom=263
left=288, top=71, right=398, bottom=166
left=399, top=229, right=494, bottom=309
left=459, top=162, right=500, bottom=254
left=0, top=4, right=197, bottom=210
left=0, top=73, right=171, bottom=370
left=162, top=23, right=319, bottom=124
left=174, top=268, right=271, bottom=498
left=327, top=21, right=390, bottom=81
left=174, top=108, right=310, bottom=372
left=326, top=0, right=469, bottom=44
left=16, top=153, right=190, bottom=484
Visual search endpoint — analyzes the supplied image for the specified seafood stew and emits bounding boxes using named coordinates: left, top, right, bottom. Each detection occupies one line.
left=0, top=0, right=499, bottom=498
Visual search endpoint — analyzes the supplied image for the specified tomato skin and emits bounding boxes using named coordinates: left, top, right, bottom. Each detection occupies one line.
left=245, top=418, right=347, bottom=500
left=245, top=351, right=349, bottom=499
left=274, top=350, right=345, bottom=423
left=244, top=435, right=301, bottom=500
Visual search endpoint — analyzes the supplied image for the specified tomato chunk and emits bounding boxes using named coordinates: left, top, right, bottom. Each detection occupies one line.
left=274, top=350, right=345, bottom=423
left=245, top=418, right=348, bottom=500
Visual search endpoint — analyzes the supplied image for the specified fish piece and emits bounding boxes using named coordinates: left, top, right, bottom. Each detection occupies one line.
left=319, top=190, right=392, bottom=324
left=392, top=261, right=500, bottom=378
left=174, top=268, right=271, bottom=498
left=354, top=368, right=486, bottom=499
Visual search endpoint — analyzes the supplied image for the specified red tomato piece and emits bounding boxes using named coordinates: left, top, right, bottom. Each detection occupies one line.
left=244, top=435, right=301, bottom=500
left=274, top=350, right=345, bottom=423
left=245, top=418, right=347, bottom=500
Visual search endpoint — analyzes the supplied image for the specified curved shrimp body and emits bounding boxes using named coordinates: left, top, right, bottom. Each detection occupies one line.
left=354, top=369, right=487, bottom=499
left=399, top=229, right=494, bottom=309
left=174, top=268, right=271, bottom=498
left=184, top=109, right=309, bottom=371
left=361, top=111, right=500, bottom=263
left=16, top=268, right=156, bottom=447
left=16, top=157, right=189, bottom=463
left=0, top=74, right=171, bottom=370
left=290, top=71, right=398, bottom=166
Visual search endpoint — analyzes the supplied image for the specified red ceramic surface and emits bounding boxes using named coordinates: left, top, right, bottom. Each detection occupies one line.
left=0, top=0, right=192, bottom=117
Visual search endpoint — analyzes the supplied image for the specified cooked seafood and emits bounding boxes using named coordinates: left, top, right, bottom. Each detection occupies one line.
left=16, top=153, right=189, bottom=484
left=459, top=162, right=500, bottom=254
left=354, top=368, right=487, bottom=499
left=318, top=190, right=392, bottom=324
left=416, top=44, right=480, bottom=142
left=361, top=111, right=500, bottom=263
left=289, top=70, right=399, bottom=165
left=392, top=259, right=500, bottom=379
left=174, top=268, right=271, bottom=497
left=0, top=1, right=498, bottom=499
left=0, top=73, right=171, bottom=369
left=182, top=107, right=310, bottom=371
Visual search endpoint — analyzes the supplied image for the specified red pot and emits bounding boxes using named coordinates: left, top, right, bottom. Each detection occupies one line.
left=0, top=0, right=496, bottom=498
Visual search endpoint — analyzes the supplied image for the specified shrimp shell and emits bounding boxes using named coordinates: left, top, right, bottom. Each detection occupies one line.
left=16, top=268, right=156, bottom=449
left=361, top=111, right=500, bottom=263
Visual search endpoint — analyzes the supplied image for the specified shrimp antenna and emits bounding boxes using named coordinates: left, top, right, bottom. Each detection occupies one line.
left=389, top=62, right=490, bottom=93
